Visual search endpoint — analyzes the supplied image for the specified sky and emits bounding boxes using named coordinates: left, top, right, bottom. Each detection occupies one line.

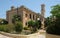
left=0, top=0, right=60, bottom=19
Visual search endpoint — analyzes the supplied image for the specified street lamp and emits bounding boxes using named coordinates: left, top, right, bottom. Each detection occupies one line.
left=37, top=18, right=40, bottom=20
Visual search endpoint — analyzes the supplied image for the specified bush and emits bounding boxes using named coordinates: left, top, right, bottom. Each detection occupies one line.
left=28, top=20, right=40, bottom=33
left=46, top=25, right=60, bottom=35
left=34, top=21, right=41, bottom=29
left=0, top=25, right=9, bottom=32
left=44, top=17, right=52, bottom=27
left=15, top=22, right=23, bottom=33
left=0, top=24, right=16, bottom=33
left=6, top=24, right=15, bottom=33
left=28, top=20, right=34, bottom=27
left=24, top=27, right=30, bottom=30
left=0, top=19, right=8, bottom=25
left=46, top=17, right=60, bottom=35
left=31, top=28, right=37, bottom=33
left=37, top=20, right=41, bottom=29
left=0, top=25, right=5, bottom=31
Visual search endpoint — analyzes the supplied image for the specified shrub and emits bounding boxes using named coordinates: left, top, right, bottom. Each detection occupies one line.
left=37, top=20, right=41, bottom=29
left=28, top=20, right=34, bottom=27
left=44, top=17, right=52, bottom=27
left=46, top=17, right=60, bottom=35
left=24, top=27, right=30, bottom=30
left=46, top=25, right=60, bottom=35
left=0, top=25, right=9, bottom=32
left=0, top=19, right=8, bottom=25
left=31, top=28, right=37, bottom=33
left=28, top=20, right=40, bottom=33
left=15, top=22, right=23, bottom=33
left=6, top=24, right=15, bottom=33
left=0, top=24, right=15, bottom=33
left=34, top=21, right=41, bottom=29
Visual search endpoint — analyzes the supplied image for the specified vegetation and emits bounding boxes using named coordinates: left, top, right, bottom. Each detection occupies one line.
left=12, top=15, right=23, bottom=33
left=46, top=4, right=60, bottom=35
left=44, top=17, right=52, bottom=27
left=28, top=20, right=41, bottom=33
left=50, top=4, right=60, bottom=17
left=12, top=15, right=21, bottom=24
left=0, top=19, right=8, bottom=25
left=15, top=22, right=23, bottom=33
left=0, top=24, right=15, bottom=33
left=24, top=26, right=30, bottom=30
left=0, top=15, right=23, bottom=34
left=36, top=20, right=41, bottom=29
left=0, top=14, right=41, bottom=34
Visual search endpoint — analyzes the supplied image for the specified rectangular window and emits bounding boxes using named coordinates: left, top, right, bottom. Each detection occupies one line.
left=25, top=14, right=28, bottom=17
left=33, top=15, right=34, bottom=20
left=25, top=22, right=27, bottom=25
left=29, top=14, right=31, bottom=19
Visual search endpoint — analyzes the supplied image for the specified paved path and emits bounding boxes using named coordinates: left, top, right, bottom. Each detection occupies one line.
left=0, top=34, right=45, bottom=38
left=0, top=34, right=12, bottom=38
left=39, top=34, right=45, bottom=38
left=0, top=30, right=45, bottom=38
left=38, top=30, right=46, bottom=38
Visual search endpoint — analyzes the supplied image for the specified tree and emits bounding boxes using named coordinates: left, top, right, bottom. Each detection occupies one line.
left=50, top=4, right=60, bottom=17
left=28, top=20, right=37, bottom=32
left=34, top=21, right=41, bottom=29
left=28, top=20, right=41, bottom=33
left=44, top=17, right=52, bottom=27
left=0, top=19, right=8, bottom=25
left=37, top=20, right=41, bottom=29
left=12, top=15, right=21, bottom=24
left=46, top=4, right=60, bottom=35
left=15, top=22, right=23, bottom=33
left=28, top=20, right=34, bottom=27
left=50, top=4, right=60, bottom=28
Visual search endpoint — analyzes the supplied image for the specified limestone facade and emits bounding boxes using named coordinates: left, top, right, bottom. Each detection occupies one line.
left=6, top=5, right=45, bottom=27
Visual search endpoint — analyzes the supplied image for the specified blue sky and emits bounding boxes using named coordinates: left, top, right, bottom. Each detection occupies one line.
left=0, top=0, right=60, bottom=19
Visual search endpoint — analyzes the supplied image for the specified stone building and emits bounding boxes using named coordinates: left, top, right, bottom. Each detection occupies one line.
left=6, top=4, right=45, bottom=27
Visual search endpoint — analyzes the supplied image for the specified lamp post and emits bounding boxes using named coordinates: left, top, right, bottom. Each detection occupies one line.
left=37, top=18, right=41, bottom=28
left=37, top=18, right=40, bottom=21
